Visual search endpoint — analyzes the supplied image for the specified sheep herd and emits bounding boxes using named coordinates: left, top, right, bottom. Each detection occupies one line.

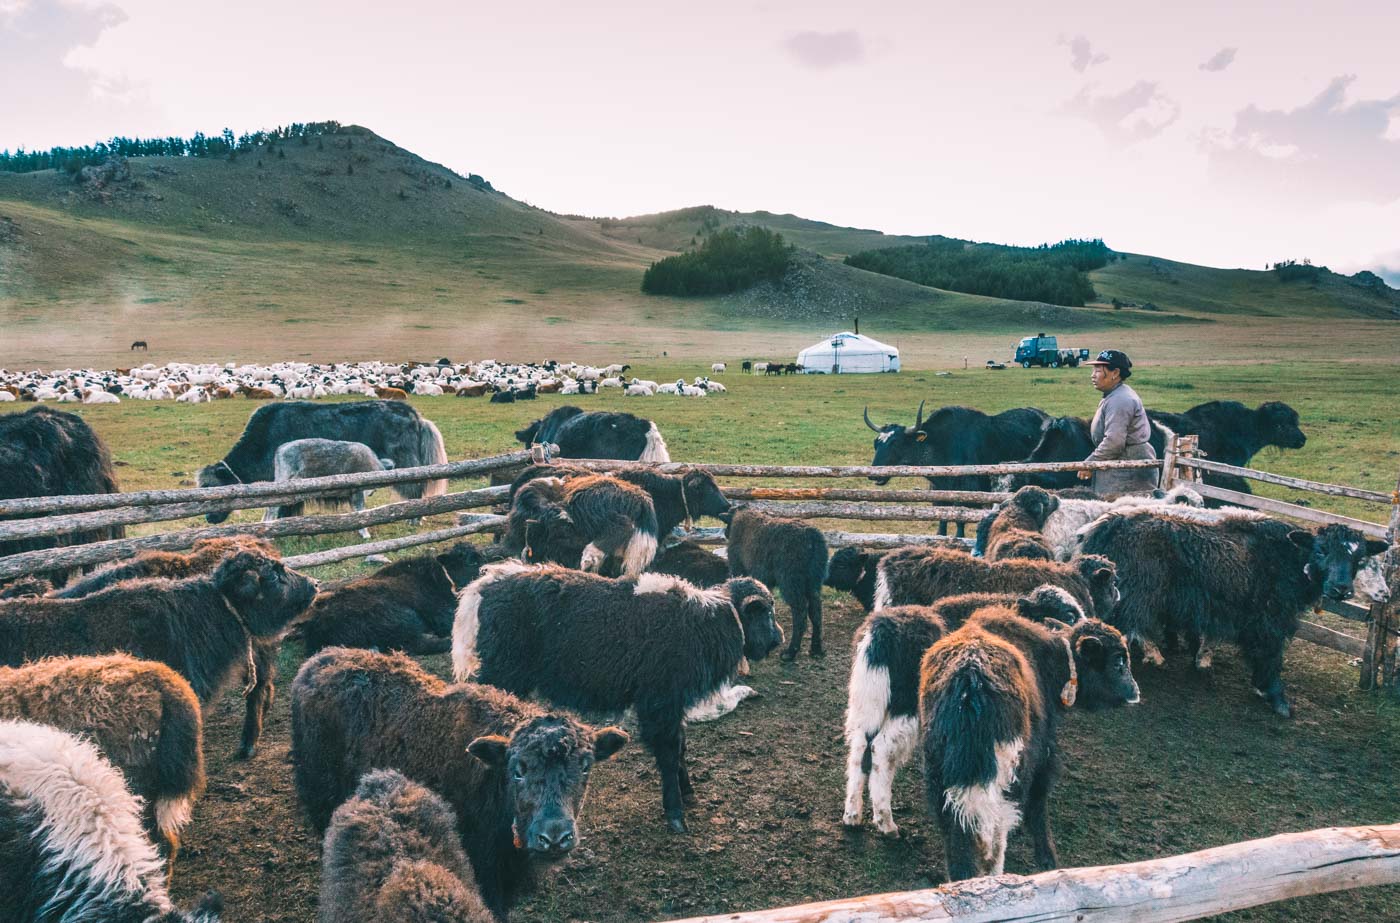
left=0, top=397, right=1393, bottom=922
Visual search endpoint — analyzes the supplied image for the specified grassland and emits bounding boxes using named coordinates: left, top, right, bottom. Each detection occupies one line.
left=7, top=359, right=1398, bottom=921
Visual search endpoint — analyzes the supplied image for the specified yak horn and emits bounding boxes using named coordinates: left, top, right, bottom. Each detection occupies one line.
left=915, top=399, right=926, bottom=428
left=863, top=406, right=880, bottom=432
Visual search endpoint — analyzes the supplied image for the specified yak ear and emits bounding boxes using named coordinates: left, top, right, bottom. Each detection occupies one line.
left=741, top=596, right=770, bottom=619
left=592, top=727, right=629, bottom=761
left=914, top=431, right=928, bottom=442
left=1364, top=539, right=1390, bottom=557
left=217, top=555, right=262, bottom=600
left=466, top=735, right=511, bottom=768
left=1075, top=635, right=1106, bottom=666
left=1093, top=566, right=1114, bottom=587
left=1288, top=530, right=1315, bottom=552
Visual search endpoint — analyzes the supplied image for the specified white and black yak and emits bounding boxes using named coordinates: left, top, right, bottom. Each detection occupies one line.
left=0, top=719, right=223, bottom=923
left=841, top=585, right=1084, bottom=835
left=453, top=563, right=782, bottom=832
left=196, top=400, right=447, bottom=523
left=319, top=769, right=492, bottom=923
left=0, top=547, right=317, bottom=758
left=291, top=647, right=627, bottom=919
left=920, top=608, right=1139, bottom=881
left=509, top=463, right=730, bottom=537
left=514, top=405, right=670, bottom=462
left=506, top=475, right=658, bottom=577
left=1078, top=509, right=1388, bottom=716
left=0, top=405, right=124, bottom=566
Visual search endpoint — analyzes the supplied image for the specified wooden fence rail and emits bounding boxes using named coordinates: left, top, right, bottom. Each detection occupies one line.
left=1175, top=456, right=1395, bottom=505
left=1190, top=483, right=1389, bottom=539
left=659, top=822, right=1400, bottom=923
left=282, top=514, right=506, bottom=569
left=565, top=458, right=1162, bottom=480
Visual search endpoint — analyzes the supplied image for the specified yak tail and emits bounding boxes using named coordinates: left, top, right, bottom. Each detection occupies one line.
left=153, top=684, right=206, bottom=849
left=419, top=419, right=448, bottom=498
left=621, top=528, right=658, bottom=578
left=640, top=421, right=671, bottom=463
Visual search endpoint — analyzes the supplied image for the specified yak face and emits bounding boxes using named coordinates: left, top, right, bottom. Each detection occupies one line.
left=683, top=470, right=731, bottom=521
left=522, top=512, right=586, bottom=568
left=196, top=461, right=240, bottom=523
left=214, top=551, right=318, bottom=637
left=863, top=402, right=934, bottom=485
left=824, top=546, right=875, bottom=592
left=437, top=542, right=485, bottom=588
left=1007, top=485, right=1060, bottom=528
left=1016, top=584, right=1085, bottom=625
left=727, top=577, right=783, bottom=660
left=1295, top=525, right=1390, bottom=601
left=1258, top=402, right=1307, bottom=451
left=467, top=716, right=627, bottom=860
left=1064, top=619, right=1140, bottom=709
left=1073, top=554, right=1120, bottom=618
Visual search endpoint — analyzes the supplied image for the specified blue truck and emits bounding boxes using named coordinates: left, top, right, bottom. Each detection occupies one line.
left=1014, top=333, right=1091, bottom=369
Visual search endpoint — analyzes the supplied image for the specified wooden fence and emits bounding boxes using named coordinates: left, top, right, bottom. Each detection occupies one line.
left=2, top=438, right=1396, bottom=684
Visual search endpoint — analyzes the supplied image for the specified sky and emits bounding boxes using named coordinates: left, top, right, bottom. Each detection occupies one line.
left=3, top=0, right=1399, bottom=281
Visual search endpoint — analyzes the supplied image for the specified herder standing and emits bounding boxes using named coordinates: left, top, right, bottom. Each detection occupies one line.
left=1077, top=349, right=1159, bottom=497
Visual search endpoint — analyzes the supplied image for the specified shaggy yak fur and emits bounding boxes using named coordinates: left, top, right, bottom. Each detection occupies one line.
left=505, top=475, right=659, bottom=577
left=509, top=463, right=730, bottom=537
left=319, top=769, right=492, bottom=923
left=513, top=405, right=670, bottom=462
left=724, top=507, right=829, bottom=660
left=0, top=575, right=53, bottom=598
left=0, top=405, right=124, bottom=567
left=196, top=400, right=447, bottom=523
left=263, top=438, right=396, bottom=538
left=841, top=585, right=1086, bottom=834
left=1078, top=510, right=1387, bottom=716
left=980, top=486, right=1059, bottom=561
left=0, top=549, right=317, bottom=759
left=874, top=546, right=1119, bottom=620
left=291, top=647, right=627, bottom=919
left=301, top=543, right=485, bottom=656
left=826, top=544, right=973, bottom=613
left=453, top=563, right=782, bottom=833
left=975, top=485, right=1204, bottom=562
left=0, top=653, right=205, bottom=862
left=919, top=609, right=1139, bottom=881
left=1147, top=401, right=1307, bottom=500
left=647, top=540, right=731, bottom=587
left=0, top=720, right=224, bottom=923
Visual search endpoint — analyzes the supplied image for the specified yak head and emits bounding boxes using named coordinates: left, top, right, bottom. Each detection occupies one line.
left=438, top=542, right=486, bottom=588
left=682, top=469, right=731, bottom=522
left=1256, top=401, right=1307, bottom=451
left=726, top=576, right=783, bottom=660
left=522, top=511, right=587, bottom=569
left=1049, top=617, right=1140, bottom=710
left=467, top=715, right=627, bottom=860
left=196, top=460, right=241, bottom=523
left=1294, top=525, right=1390, bottom=602
left=213, top=551, right=318, bottom=637
left=863, top=401, right=936, bottom=485
left=1072, top=554, right=1120, bottom=618
left=1015, top=584, right=1085, bottom=625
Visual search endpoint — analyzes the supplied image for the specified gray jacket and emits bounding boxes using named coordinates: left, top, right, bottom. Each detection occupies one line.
left=1086, top=382, right=1158, bottom=497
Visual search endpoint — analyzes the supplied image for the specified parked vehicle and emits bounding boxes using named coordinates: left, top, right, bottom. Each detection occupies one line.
left=1013, top=334, right=1090, bottom=369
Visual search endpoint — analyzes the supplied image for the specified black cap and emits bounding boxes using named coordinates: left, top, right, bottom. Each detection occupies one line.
left=1086, top=349, right=1132, bottom=376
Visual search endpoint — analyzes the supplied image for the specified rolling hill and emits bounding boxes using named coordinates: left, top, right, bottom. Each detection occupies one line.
left=1, top=124, right=1395, bottom=368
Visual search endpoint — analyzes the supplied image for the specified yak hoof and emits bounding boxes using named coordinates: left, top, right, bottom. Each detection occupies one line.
left=1270, top=698, right=1293, bottom=718
left=235, top=744, right=256, bottom=760
left=809, top=644, right=826, bottom=659
left=666, top=813, right=690, bottom=834
left=779, top=647, right=799, bottom=663
left=842, top=809, right=862, bottom=827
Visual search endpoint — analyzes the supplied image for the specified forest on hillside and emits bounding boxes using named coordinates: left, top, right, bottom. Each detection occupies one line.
left=845, top=237, right=1113, bottom=306
left=0, top=122, right=344, bottom=174
left=642, top=226, right=795, bottom=296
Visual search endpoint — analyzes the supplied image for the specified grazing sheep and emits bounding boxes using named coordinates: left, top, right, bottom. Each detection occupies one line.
left=841, top=585, right=1085, bottom=834
left=711, top=363, right=726, bottom=373
left=454, top=564, right=781, bottom=832
left=291, top=647, right=627, bottom=918
left=319, top=769, right=492, bottom=923
left=874, top=546, right=1119, bottom=620
left=981, top=486, right=1058, bottom=561
left=0, top=653, right=205, bottom=862
left=725, top=507, right=829, bottom=660
left=263, top=438, right=397, bottom=539
left=0, top=720, right=224, bottom=922
left=920, top=609, right=1138, bottom=880
left=301, top=543, right=486, bottom=656
left=0, top=549, right=317, bottom=759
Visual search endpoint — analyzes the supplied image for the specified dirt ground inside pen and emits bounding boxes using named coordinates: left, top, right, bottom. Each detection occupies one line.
left=171, top=591, right=1400, bottom=923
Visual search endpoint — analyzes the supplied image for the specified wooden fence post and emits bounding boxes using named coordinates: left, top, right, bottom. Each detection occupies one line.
left=1175, top=435, right=1201, bottom=485
left=1360, top=471, right=1400, bottom=691
left=1160, top=434, right=1179, bottom=491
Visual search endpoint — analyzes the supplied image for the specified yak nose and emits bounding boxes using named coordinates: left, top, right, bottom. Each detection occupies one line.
left=1328, top=585, right=1354, bottom=601
left=530, top=819, right=576, bottom=855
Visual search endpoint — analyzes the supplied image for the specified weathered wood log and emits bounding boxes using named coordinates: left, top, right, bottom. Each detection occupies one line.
left=1361, top=471, right=1400, bottom=691
left=560, top=457, right=1163, bottom=479
left=1295, top=620, right=1366, bottom=658
left=743, top=501, right=987, bottom=523
left=659, top=822, right=1400, bottom=923
left=1191, top=483, right=1388, bottom=539
left=676, top=526, right=972, bottom=551
left=0, top=486, right=506, bottom=581
left=722, top=487, right=1010, bottom=504
left=1316, top=597, right=1373, bottom=623
left=1176, top=456, right=1394, bottom=505
left=282, top=514, right=507, bottom=569
left=0, top=451, right=530, bottom=517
